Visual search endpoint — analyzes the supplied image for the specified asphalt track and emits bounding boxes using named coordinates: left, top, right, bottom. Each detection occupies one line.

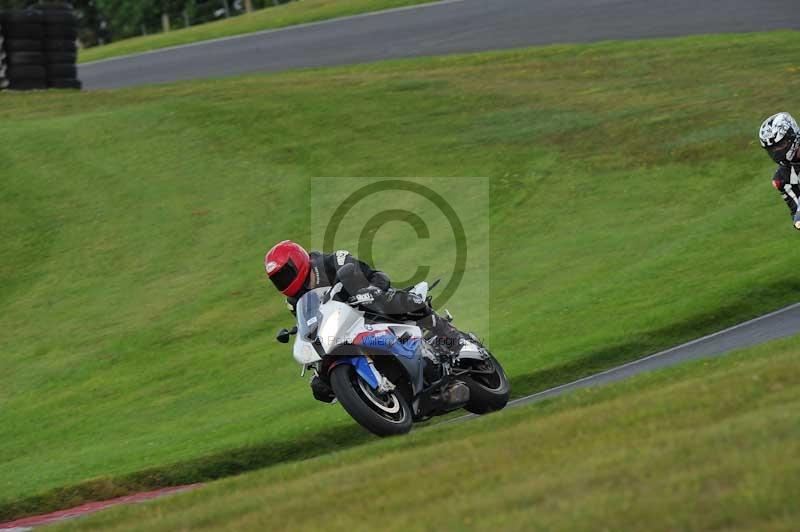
left=80, top=0, right=800, bottom=89
left=451, top=302, right=800, bottom=422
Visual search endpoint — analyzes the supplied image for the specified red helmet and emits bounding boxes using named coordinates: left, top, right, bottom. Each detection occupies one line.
left=264, top=240, right=311, bottom=297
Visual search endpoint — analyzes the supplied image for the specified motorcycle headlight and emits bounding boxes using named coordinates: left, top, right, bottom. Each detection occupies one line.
left=293, top=341, right=320, bottom=365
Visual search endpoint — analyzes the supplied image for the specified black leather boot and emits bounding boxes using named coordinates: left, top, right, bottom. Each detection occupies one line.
left=310, top=375, right=336, bottom=403
left=421, top=313, right=463, bottom=355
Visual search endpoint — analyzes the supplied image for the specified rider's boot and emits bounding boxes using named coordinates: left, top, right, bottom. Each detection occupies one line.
left=310, top=375, right=336, bottom=403
left=420, top=313, right=463, bottom=356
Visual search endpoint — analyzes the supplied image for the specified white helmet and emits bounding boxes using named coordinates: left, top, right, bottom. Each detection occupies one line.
left=759, top=112, right=800, bottom=164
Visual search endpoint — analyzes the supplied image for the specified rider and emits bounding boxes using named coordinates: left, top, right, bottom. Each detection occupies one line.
left=760, top=112, right=800, bottom=229
left=264, top=239, right=461, bottom=349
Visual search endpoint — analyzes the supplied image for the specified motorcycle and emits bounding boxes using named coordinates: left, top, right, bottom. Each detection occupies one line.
left=276, top=263, right=510, bottom=436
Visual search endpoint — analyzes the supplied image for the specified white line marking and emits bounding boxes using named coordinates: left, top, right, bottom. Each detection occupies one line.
left=80, top=0, right=467, bottom=67
left=507, top=302, right=800, bottom=406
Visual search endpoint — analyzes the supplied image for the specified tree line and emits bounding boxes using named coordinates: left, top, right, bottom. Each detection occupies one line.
left=0, top=1, right=292, bottom=47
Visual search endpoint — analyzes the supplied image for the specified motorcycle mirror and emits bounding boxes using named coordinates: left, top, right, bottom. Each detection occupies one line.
left=276, top=326, right=297, bottom=344
left=327, top=282, right=343, bottom=301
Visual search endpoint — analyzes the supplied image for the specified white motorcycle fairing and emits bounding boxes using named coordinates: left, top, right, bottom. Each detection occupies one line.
left=292, top=286, right=427, bottom=394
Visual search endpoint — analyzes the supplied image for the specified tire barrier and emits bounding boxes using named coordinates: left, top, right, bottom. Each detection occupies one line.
left=0, top=23, right=7, bottom=90
left=0, top=2, right=81, bottom=91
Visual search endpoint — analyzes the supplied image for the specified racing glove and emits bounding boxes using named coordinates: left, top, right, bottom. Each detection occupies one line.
left=348, top=286, right=384, bottom=307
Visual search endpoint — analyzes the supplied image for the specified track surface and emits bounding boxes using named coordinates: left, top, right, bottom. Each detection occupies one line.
left=454, top=302, right=800, bottom=421
left=80, top=0, right=800, bottom=89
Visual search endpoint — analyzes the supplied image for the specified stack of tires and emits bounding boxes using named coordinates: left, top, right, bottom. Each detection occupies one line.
left=0, top=20, right=7, bottom=89
left=1, top=9, right=47, bottom=90
left=40, top=2, right=80, bottom=89
left=0, top=2, right=80, bottom=91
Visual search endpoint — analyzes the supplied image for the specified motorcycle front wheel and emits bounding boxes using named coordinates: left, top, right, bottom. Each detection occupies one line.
left=330, top=364, right=413, bottom=437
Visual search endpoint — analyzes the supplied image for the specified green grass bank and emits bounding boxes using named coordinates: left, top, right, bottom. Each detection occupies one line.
left=1, top=30, right=799, bottom=519
left=54, top=335, right=800, bottom=531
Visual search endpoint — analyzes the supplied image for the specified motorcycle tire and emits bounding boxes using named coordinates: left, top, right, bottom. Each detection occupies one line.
left=44, top=39, right=77, bottom=53
left=4, top=24, right=44, bottom=40
left=330, top=364, right=412, bottom=437
left=7, top=52, right=45, bottom=66
left=48, top=78, right=81, bottom=89
left=46, top=63, right=76, bottom=78
left=44, top=26, right=78, bottom=40
left=460, top=353, right=510, bottom=414
left=42, top=11, right=77, bottom=25
left=45, top=51, right=77, bottom=64
left=7, top=65, right=46, bottom=79
left=1, top=10, right=44, bottom=24
left=7, top=78, right=48, bottom=90
left=4, top=39, right=44, bottom=52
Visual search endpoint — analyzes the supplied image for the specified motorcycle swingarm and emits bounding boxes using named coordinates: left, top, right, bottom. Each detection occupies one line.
left=451, top=366, right=495, bottom=377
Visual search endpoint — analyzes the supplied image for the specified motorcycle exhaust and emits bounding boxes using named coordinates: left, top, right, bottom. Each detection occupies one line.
left=440, top=381, right=470, bottom=407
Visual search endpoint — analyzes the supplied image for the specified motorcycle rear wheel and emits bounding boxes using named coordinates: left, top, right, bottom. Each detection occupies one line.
left=330, top=364, right=413, bottom=437
left=460, top=353, right=510, bottom=414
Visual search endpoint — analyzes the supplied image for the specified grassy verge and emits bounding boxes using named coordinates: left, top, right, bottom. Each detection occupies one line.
left=2, top=31, right=800, bottom=519
left=52, top=335, right=800, bottom=531
left=78, top=0, right=438, bottom=64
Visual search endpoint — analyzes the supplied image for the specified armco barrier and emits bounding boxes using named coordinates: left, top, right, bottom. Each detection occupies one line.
left=0, top=2, right=81, bottom=91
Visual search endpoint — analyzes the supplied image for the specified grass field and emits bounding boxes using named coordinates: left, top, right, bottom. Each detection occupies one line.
left=2, top=30, right=800, bottom=520
left=78, top=0, right=438, bottom=64
left=51, top=335, right=800, bottom=531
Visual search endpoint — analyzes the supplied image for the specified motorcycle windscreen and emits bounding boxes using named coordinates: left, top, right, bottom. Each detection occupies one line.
left=296, top=289, right=323, bottom=340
